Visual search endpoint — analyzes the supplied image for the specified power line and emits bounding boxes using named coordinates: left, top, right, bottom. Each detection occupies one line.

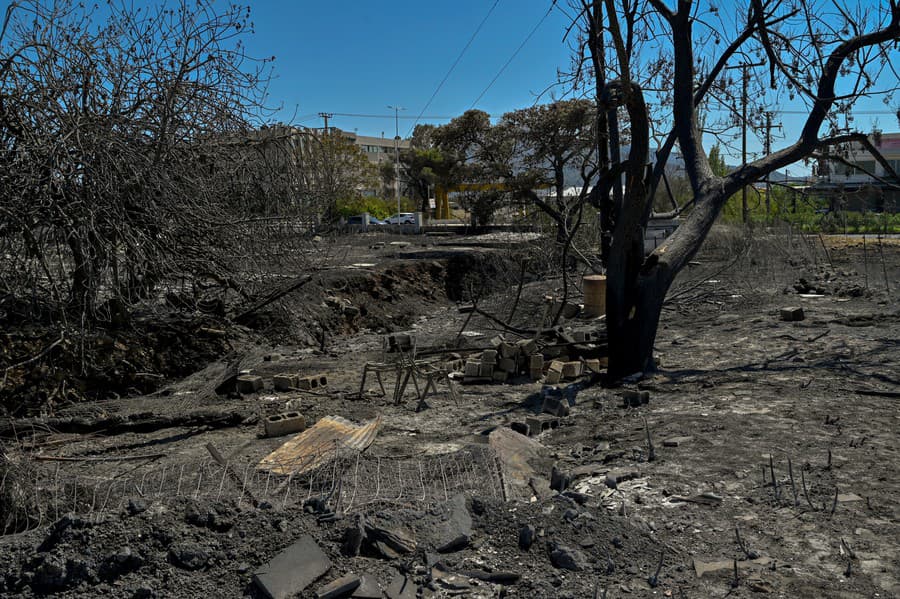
left=470, top=1, right=556, bottom=110
left=330, top=112, right=458, bottom=120
left=406, top=0, right=501, bottom=136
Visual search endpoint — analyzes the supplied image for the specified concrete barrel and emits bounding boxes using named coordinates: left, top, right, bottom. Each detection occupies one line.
left=583, top=275, right=607, bottom=317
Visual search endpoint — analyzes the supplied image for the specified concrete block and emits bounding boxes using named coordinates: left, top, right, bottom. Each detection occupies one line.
left=548, top=360, right=565, bottom=373
left=481, top=349, right=498, bottom=364
left=264, top=412, right=307, bottom=438
left=526, top=415, right=560, bottom=436
left=516, top=338, right=537, bottom=355
left=544, top=370, right=561, bottom=384
left=492, top=370, right=508, bottom=383
left=561, top=361, right=582, bottom=378
left=464, top=361, right=480, bottom=377
left=529, top=354, right=544, bottom=369
left=583, top=359, right=601, bottom=372
left=273, top=374, right=298, bottom=391
left=622, top=389, right=650, bottom=407
left=387, top=334, right=413, bottom=352
left=542, top=396, right=570, bottom=417
left=498, top=342, right=518, bottom=359
left=780, top=306, right=805, bottom=321
left=236, top=375, right=264, bottom=394
left=316, top=574, right=361, bottom=599
left=498, top=358, right=517, bottom=373
left=298, top=374, right=328, bottom=390
left=544, top=345, right=562, bottom=358
left=253, top=534, right=332, bottom=599
left=478, top=362, right=494, bottom=378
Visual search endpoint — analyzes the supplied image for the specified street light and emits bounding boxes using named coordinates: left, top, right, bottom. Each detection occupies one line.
left=387, top=105, right=405, bottom=223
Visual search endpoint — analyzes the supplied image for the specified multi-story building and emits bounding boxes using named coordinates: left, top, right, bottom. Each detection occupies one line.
left=336, top=129, right=411, bottom=165
left=812, top=131, right=900, bottom=212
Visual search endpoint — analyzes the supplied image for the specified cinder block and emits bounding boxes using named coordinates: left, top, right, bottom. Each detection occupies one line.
left=264, top=412, right=307, bottom=437
left=780, top=307, right=805, bottom=321
left=492, top=370, right=508, bottom=383
left=498, top=342, right=518, bottom=359
left=464, top=361, right=480, bottom=377
left=236, top=375, right=264, bottom=394
left=478, top=362, right=494, bottom=377
left=622, top=389, right=650, bottom=407
left=498, top=358, right=517, bottom=373
left=273, top=374, right=298, bottom=391
left=544, top=346, right=562, bottom=358
left=298, top=374, right=328, bottom=390
left=526, top=415, right=560, bottom=436
left=517, top=338, right=538, bottom=355
left=542, top=396, right=570, bottom=417
left=583, top=359, right=601, bottom=373
left=387, top=333, right=413, bottom=352
left=561, top=361, right=582, bottom=378
left=481, top=349, right=498, bottom=364
left=548, top=360, right=565, bottom=373
left=529, top=354, right=544, bottom=370
left=544, top=370, right=561, bottom=384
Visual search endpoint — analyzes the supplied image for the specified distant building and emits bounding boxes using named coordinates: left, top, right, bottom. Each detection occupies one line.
left=334, top=129, right=411, bottom=165
left=811, top=131, right=900, bottom=212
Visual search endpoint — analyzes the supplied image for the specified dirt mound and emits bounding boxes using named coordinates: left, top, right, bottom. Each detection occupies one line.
left=0, top=489, right=670, bottom=598
left=0, top=315, right=235, bottom=417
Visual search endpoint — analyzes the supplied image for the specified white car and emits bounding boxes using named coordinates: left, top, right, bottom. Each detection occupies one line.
left=385, top=213, right=415, bottom=225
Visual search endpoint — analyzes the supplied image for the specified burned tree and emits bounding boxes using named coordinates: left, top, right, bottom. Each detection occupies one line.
left=0, top=0, right=273, bottom=323
left=568, top=0, right=900, bottom=378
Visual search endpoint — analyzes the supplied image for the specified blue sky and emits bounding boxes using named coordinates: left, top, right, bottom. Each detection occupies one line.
left=245, top=0, right=896, bottom=173
left=247, top=0, right=573, bottom=138
left=1, top=0, right=895, bottom=173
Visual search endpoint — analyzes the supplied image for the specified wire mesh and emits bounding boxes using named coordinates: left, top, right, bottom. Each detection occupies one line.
left=1, top=445, right=504, bottom=535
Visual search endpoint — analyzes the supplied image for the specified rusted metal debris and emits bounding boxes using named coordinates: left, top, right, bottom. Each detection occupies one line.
left=257, top=415, right=381, bottom=476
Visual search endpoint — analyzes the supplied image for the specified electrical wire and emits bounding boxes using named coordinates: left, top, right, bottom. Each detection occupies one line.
left=332, top=112, right=457, bottom=120
left=470, top=1, right=556, bottom=110
left=406, top=0, right=501, bottom=136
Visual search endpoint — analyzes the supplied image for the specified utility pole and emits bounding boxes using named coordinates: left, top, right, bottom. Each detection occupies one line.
left=726, top=61, right=764, bottom=225
left=318, top=112, right=333, bottom=134
left=387, top=105, right=405, bottom=220
left=763, top=111, right=783, bottom=222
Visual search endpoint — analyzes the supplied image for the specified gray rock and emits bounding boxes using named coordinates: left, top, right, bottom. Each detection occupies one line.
left=550, top=544, right=587, bottom=571
left=519, top=524, right=536, bottom=551
left=550, top=465, right=571, bottom=492
left=351, top=574, right=383, bottom=598
left=436, top=494, right=472, bottom=553
left=168, top=543, right=209, bottom=571
left=350, top=574, right=384, bottom=599
left=385, top=572, right=416, bottom=599
left=253, top=535, right=332, bottom=599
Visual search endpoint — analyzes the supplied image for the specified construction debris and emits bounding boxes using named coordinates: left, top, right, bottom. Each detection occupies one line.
left=257, top=415, right=382, bottom=476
